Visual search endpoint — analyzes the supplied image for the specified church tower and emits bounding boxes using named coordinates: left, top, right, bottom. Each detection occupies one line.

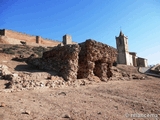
left=116, top=30, right=130, bottom=65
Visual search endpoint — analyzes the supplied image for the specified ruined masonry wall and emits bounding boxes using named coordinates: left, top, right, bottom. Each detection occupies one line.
left=78, top=40, right=117, bottom=81
left=27, top=44, right=80, bottom=81
left=43, top=44, right=80, bottom=81
left=26, top=40, right=117, bottom=81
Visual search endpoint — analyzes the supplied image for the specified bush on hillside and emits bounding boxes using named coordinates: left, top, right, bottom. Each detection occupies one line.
left=32, top=46, right=49, bottom=57
left=3, top=48, right=15, bottom=54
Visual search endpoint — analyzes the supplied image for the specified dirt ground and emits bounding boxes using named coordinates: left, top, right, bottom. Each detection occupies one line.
left=0, top=49, right=160, bottom=120
left=0, top=78, right=160, bottom=120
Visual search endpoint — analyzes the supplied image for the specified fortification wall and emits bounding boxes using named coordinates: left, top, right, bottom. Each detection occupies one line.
left=0, top=29, right=61, bottom=46
left=0, top=36, right=9, bottom=44
left=1, top=36, right=21, bottom=44
left=5, top=30, right=36, bottom=43
left=41, top=38, right=61, bottom=46
left=0, top=35, right=39, bottom=46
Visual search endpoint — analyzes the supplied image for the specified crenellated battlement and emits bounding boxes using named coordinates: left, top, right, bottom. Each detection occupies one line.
left=4, top=29, right=35, bottom=37
left=0, top=29, right=62, bottom=46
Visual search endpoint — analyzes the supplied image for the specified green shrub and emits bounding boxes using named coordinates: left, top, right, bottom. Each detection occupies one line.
left=32, top=46, right=49, bottom=57
left=12, top=45, right=19, bottom=48
left=35, top=51, right=42, bottom=57
left=17, top=50, right=23, bottom=54
left=24, top=45, right=30, bottom=50
left=3, top=48, right=15, bottom=54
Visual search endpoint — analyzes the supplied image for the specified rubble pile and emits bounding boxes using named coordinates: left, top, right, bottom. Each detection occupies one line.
left=0, top=64, right=12, bottom=80
left=111, top=66, right=146, bottom=80
left=0, top=64, right=146, bottom=92
left=0, top=65, right=92, bottom=91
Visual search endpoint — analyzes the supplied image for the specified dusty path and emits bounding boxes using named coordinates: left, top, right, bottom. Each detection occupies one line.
left=0, top=78, right=160, bottom=120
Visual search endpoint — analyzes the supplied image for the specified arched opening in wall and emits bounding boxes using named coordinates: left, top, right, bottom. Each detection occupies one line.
left=93, top=60, right=102, bottom=78
left=77, top=58, right=88, bottom=79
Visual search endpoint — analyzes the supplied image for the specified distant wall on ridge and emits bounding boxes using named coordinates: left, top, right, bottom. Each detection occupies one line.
left=0, top=29, right=61, bottom=46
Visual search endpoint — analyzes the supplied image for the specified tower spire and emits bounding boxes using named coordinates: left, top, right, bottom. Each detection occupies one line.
left=119, top=28, right=124, bottom=36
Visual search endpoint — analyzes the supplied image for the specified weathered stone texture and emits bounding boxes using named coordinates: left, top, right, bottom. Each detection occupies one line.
left=27, top=44, right=80, bottom=81
left=26, top=39, right=117, bottom=81
left=78, top=40, right=117, bottom=81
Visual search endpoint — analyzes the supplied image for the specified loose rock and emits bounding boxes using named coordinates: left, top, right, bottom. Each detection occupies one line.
left=0, top=102, right=5, bottom=107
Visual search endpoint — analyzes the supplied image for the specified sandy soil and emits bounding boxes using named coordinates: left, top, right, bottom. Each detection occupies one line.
left=0, top=50, right=160, bottom=120
left=0, top=78, right=159, bottom=120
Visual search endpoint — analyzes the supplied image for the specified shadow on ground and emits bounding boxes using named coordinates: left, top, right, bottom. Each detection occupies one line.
left=14, top=64, right=58, bottom=76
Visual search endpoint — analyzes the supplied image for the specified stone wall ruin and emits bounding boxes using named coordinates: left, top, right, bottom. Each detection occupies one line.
left=27, top=44, right=80, bottom=81
left=78, top=40, right=117, bottom=81
left=26, top=39, right=117, bottom=81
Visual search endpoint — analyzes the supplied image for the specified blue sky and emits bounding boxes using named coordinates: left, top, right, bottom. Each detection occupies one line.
left=0, top=0, right=160, bottom=65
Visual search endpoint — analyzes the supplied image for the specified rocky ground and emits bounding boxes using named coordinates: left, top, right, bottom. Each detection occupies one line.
left=0, top=45, right=160, bottom=120
left=0, top=78, right=160, bottom=120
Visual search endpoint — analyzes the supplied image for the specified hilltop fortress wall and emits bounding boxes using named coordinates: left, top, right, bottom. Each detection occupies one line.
left=0, top=29, right=61, bottom=46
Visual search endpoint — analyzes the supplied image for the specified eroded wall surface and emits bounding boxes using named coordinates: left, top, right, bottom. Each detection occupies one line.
left=27, top=44, right=80, bottom=81
left=78, top=40, right=117, bottom=81
left=26, top=40, right=117, bottom=81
